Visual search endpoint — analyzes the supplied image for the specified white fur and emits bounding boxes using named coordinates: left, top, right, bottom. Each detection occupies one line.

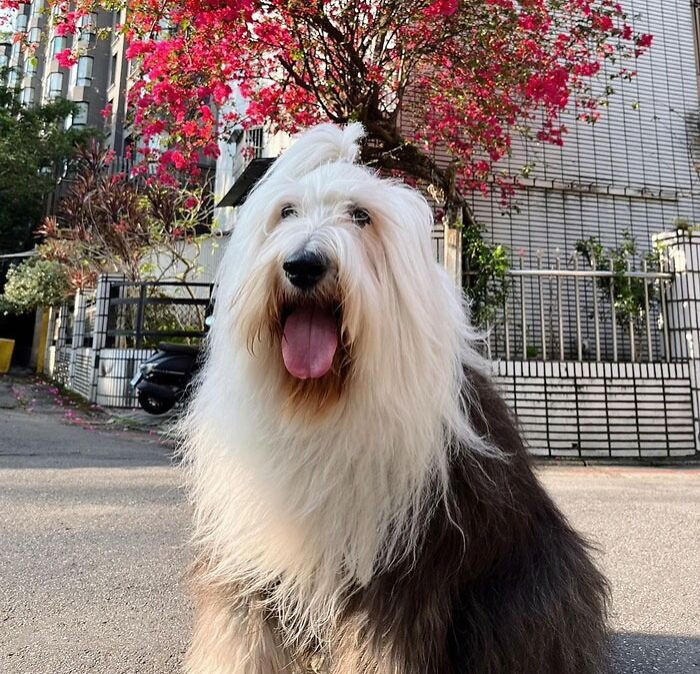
left=180, top=123, right=494, bottom=653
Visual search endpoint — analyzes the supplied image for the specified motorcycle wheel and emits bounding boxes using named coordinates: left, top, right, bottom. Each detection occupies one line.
left=137, top=391, right=176, bottom=415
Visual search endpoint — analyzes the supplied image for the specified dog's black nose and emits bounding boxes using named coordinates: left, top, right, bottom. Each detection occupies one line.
left=283, top=251, right=328, bottom=290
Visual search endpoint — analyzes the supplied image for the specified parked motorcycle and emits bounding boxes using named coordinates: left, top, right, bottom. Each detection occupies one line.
left=130, top=342, right=202, bottom=415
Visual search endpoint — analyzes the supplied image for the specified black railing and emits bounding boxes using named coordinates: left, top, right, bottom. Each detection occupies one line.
left=106, top=280, right=213, bottom=348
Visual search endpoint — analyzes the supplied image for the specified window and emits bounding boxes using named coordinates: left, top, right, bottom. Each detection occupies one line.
left=15, top=13, right=28, bottom=33
left=156, top=17, right=171, bottom=40
left=73, top=101, right=90, bottom=126
left=110, top=53, right=118, bottom=85
left=7, top=68, right=19, bottom=89
left=23, top=58, right=37, bottom=76
left=47, top=71, right=63, bottom=99
left=20, top=86, right=34, bottom=106
left=73, top=101, right=89, bottom=126
left=76, top=13, right=98, bottom=47
left=65, top=101, right=88, bottom=129
left=50, top=36, right=66, bottom=57
left=29, top=1, right=44, bottom=21
left=74, top=55, right=93, bottom=86
left=244, top=127, right=264, bottom=159
left=28, top=28, right=41, bottom=45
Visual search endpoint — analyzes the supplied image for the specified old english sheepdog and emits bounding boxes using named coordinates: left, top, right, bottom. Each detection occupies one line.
left=180, top=123, right=608, bottom=673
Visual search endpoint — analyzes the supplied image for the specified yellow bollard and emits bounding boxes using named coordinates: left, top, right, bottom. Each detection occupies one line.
left=0, top=338, right=15, bottom=374
left=36, top=308, right=49, bottom=373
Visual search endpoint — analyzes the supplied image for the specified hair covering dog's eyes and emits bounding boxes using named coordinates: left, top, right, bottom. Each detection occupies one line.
left=281, top=205, right=298, bottom=219
left=351, top=208, right=370, bottom=228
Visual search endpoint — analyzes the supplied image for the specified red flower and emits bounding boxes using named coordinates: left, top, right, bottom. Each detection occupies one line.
left=55, top=48, right=77, bottom=69
left=6, top=0, right=650, bottom=201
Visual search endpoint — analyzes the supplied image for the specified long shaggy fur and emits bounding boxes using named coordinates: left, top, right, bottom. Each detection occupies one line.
left=180, top=123, right=609, bottom=673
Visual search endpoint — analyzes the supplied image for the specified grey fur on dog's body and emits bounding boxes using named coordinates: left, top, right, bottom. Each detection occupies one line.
left=330, top=370, right=608, bottom=674
left=187, top=371, right=608, bottom=674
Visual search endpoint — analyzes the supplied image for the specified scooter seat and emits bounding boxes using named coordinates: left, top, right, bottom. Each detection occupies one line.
left=158, top=342, right=201, bottom=355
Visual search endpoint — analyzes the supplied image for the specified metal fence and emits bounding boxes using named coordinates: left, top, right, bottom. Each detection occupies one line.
left=105, top=280, right=212, bottom=349
left=44, top=278, right=213, bottom=408
left=38, top=235, right=698, bottom=458
left=481, top=253, right=674, bottom=364
left=97, top=280, right=212, bottom=406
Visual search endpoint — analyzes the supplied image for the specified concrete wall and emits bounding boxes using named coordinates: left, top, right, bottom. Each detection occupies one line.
left=494, top=360, right=697, bottom=458
left=472, top=0, right=700, bottom=265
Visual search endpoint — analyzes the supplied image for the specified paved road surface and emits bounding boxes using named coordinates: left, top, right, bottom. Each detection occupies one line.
left=0, top=382, right=698, bottom=673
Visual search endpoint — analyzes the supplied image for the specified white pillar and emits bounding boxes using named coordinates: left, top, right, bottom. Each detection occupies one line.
left=655, top=230, right=700, bottom=446
left=444, top=223, right=463, bottom=289
left=68, top=290, right=87, bottom=389
left=43, top=306, right=57, bottom=375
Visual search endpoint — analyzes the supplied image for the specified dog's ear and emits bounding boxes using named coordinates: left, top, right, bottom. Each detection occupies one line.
left=267, top=123, right=365, bottom=181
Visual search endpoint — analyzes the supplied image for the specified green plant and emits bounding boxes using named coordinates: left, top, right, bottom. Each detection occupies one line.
left=670, top=217, right=700, bottom=233
left=0, top=258, right=70, bottom=315
left=526, top=345, right=540, bottom=360
left=462, top=224, right=511, bottom=327
left=0, top=75, right=97, bottom=254
left=574, top=231, right=659, bottom=325
left=37, top=142, right=214, bottom=290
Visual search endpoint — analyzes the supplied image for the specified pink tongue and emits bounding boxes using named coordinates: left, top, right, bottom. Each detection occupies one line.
left=282, top=307, right=338, bottom=379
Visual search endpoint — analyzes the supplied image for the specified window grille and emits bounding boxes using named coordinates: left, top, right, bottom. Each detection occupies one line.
left=243, top=127, right=264, bottom=158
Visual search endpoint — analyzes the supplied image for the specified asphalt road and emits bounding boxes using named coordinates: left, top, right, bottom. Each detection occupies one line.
left=0, top=383, right=698, bottom=673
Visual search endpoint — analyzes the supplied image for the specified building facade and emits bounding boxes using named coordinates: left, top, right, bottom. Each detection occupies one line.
left=468, top=0, right=700, bottom=266
left=1, top=2, right=129, bottom=151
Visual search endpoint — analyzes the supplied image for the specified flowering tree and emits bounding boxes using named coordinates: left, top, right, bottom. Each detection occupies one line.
left=36, top=142, right=214, bottom=289
left=5, top=0, right=651, bottom=217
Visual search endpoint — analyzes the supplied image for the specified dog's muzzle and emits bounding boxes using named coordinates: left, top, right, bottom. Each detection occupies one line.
left=283, top=250, right=328, bottom=290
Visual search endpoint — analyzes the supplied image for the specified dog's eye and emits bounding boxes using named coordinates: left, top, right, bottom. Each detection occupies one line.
left=351, top=208, right=370, bottom=228
left=281, top=205, right=297, bottom=219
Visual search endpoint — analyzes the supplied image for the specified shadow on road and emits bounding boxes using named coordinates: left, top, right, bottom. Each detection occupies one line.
left=612, top=632, right=700, bottom=673
left=0, top=408, right=177, bottom=469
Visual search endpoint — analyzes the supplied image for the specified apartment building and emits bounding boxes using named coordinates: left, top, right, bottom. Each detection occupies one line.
left=1, top=1, right=129, bottom=154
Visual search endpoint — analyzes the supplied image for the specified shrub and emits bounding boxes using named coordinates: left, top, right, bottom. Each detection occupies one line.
left=1, top=258, right=70, bottom=315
